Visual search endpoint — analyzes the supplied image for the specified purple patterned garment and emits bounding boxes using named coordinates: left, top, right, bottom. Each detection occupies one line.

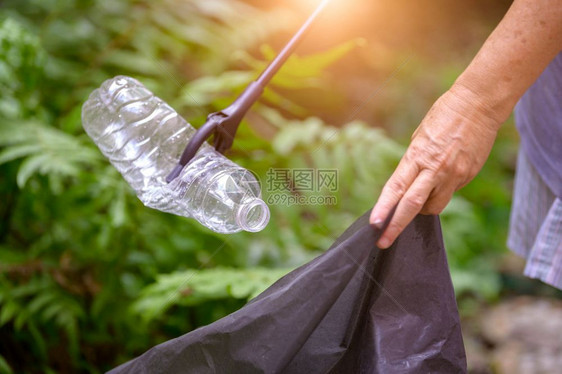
left=508, top=150, right=562, bottom=290
left=515, top=52, right=562, bottom=199
left=509, top=52, right=562, bottom=290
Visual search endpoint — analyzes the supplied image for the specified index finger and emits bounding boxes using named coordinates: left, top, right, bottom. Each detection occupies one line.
left=370, top=154, right=419, bottom=229
left=376, top=171, right=435, bottom=248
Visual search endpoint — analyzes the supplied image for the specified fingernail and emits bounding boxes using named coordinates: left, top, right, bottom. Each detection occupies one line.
left=378, top=237, right=390, bottom=249
left=371, top=218, right=383, bottom=229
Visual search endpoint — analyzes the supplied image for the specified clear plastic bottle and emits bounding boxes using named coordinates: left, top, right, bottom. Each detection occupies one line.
left=81, top=76, right=269, bottom=233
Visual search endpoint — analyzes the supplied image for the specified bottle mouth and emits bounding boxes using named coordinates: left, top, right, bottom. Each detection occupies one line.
left=235, top=198, right=270, bottom=233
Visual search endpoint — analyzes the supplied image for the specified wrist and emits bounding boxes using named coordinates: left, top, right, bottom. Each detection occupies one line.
left=447, top=78, right=513, bottom=131
left=452, top=68, right=521, bottom=128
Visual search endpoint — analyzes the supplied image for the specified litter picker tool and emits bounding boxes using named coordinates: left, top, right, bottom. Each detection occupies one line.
left=166, top=0, right=332, bottom=182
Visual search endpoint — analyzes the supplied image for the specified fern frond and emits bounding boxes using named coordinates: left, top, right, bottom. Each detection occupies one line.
left=131, top=267, right=291, bottom=323
left=0, top=121, right=101, bottom=187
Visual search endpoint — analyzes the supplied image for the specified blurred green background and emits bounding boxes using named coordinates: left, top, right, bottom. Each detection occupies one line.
left=1, top=0, right=561, bottom=373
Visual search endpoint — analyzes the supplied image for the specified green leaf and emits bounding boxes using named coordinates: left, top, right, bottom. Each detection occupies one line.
left=0, top=354, right=14, bottom=374
left=131, top=267, right=292, bottom=323
left=180, top=71, right=255, bottom=106
left=109, top=186, right=128, bottom=227
left=0, top=301, right=18, bottom=326
left=16, top=153, right=51, bottom=187
left=103, top=50, right=167, bottom=77
left=27, top=291, right=57, bottom=315
left=0, top=121, right=101, bottom=188
left=255, top=39, right=364, bottom=86
left=13, top=309, right=28, bottom=331
left=0, top=144, right=37, bottom=164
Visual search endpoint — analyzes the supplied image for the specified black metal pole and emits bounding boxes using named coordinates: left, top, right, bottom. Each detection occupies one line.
left=256, top=0, right=331, bottom=88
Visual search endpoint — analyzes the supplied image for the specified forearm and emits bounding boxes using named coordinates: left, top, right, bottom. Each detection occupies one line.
left=371, top=0, right=562, bottom=247
left=452, top=0, right=562, bottom=127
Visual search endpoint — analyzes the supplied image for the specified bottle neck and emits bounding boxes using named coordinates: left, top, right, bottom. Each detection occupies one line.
left=235, top=198, right=270, bottom=233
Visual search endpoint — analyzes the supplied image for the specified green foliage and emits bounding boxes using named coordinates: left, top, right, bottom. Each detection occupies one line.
left=0, top=121, right=101, bottom=189
left=0, top=356, right=12, bottom=374
left=177, top=38, right=364, bottom=120
left=0, top=1, right=368, bottom=372
left=132, top=267, right=291, bottom=323
left=0, top=274, right=84, bottom=360
left=0, top=17, right=45, bottom=119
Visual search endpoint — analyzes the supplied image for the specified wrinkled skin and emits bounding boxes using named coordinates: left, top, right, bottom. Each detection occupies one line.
left=371, top=87, right=498, bottom=248
left=371, top=0, right=562, bottom=248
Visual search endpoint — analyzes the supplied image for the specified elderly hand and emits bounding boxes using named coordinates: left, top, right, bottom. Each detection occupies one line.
left=370, top=85, right=501, bottom=248
left=369, top=0, right=562, bottom=248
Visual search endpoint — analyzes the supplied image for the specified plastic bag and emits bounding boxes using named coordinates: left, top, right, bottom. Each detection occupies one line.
left=109, top=211, right=466, bottom=373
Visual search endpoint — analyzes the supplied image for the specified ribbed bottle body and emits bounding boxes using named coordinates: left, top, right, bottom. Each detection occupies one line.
left=82, top=76, right=269, bottom=233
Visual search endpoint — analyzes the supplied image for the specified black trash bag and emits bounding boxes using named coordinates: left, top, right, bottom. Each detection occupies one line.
left=109, top=212, right=467, bottom=373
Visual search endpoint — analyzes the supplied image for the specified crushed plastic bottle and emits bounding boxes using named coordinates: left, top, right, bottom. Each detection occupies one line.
left=81, top=76, right=269, bottom=233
